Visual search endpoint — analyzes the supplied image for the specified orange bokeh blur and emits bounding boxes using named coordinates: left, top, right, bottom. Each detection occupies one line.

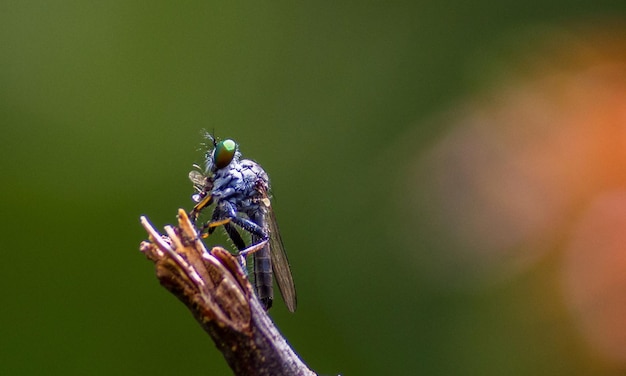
left=400, top=24, right=626, bottom=365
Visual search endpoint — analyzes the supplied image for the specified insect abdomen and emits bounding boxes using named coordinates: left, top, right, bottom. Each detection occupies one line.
left=254, top=244, right=273, bottom=311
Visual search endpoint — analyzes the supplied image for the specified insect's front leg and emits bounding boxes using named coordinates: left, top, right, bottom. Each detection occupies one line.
left=189, top=193, right=213, bottom=224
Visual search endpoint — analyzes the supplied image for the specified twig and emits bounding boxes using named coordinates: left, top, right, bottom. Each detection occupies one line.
left=139, top=209, right=316, bottom=376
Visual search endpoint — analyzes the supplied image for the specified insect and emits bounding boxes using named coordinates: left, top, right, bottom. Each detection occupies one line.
left=188, top=135, right=297, bottom=312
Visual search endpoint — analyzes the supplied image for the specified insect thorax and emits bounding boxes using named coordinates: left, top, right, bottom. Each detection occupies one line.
left=212, top=159, right=269, bottom=216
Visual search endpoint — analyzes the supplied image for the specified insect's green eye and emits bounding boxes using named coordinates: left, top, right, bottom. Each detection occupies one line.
left=213, top=139, right=237, bottom=169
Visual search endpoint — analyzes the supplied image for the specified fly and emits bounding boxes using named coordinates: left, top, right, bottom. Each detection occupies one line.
left=188, top=135, right=297, bottom=312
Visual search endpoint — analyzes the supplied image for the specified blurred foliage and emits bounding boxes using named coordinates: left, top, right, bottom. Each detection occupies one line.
left=2, top=1, right=626, bottom=375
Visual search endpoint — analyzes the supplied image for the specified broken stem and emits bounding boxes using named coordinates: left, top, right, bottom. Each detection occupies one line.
left=139, top=209, right=315, bottom=376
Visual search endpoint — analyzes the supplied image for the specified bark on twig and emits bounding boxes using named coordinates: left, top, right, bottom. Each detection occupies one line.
left=139, top=209, right=316, bottom=376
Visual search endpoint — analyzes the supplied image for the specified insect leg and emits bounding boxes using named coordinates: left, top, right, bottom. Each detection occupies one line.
left=218, top=201, right=269, bottom=242
left=213, top=201, right=273, bottom=310
left=204, top=201, right=263, bottom=260
left=223, top=222, right=246, bottom=251
left=197, top=218, right=231, bottom=238
left=189, top=193, right=213, bottom=224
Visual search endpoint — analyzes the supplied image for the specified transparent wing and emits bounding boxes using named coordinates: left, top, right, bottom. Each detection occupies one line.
left=265, top=202, right=297, bottom=312
left=188, top=170, right=213, bottom=221
left=189, top=170, right=207, bottom=189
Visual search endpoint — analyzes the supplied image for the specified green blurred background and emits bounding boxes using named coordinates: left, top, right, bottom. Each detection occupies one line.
left=3, top=1, right=626, bottom=375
